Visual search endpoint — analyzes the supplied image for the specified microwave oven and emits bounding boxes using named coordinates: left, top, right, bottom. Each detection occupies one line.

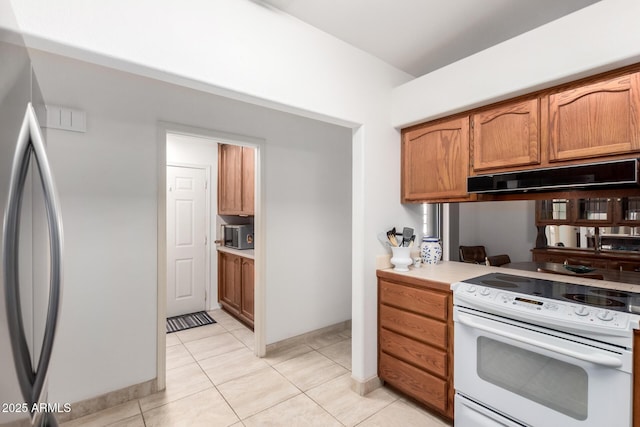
left=223, top=224, right=254, bottom=249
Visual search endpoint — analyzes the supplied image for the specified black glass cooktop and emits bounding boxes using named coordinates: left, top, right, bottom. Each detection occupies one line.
left=464, top=273, right=640, bottom=313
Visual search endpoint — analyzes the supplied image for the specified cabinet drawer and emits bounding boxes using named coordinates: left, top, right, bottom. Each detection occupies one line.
left=380, top=305, right=447, bottom=349
left=379, top=280, right=448, bottom=320
left=379, top=352, right=448, bottom=413
left=380, top=328, right=447, bottom=378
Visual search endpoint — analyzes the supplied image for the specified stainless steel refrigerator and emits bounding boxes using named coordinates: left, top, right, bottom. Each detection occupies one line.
left=1, top=26, right=63, bottom=427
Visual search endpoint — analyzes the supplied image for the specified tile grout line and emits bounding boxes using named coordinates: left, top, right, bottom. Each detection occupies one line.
left=136, top=399, right=147, bottom=427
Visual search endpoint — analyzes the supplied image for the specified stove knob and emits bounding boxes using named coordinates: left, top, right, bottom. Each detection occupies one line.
left=480, top=288, right=491, bottom=296
left=574, top=306, right=590, bottom=316
left=466, top=285, right=477, bottom=293
left=597, top=310, right=614, bottom=321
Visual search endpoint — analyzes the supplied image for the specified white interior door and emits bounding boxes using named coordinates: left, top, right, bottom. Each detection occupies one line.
left=167, top=166, right=207, bottom=317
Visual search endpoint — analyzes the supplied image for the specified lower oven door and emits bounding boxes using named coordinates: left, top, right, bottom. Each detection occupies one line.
left=454, top=308, right=632, bottom=427
left=456, top=393, right=526, bottom=427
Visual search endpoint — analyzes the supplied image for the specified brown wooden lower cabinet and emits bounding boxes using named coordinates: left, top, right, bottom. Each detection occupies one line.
left=377, top=271, right=453, bottom=421
left=218, top=251, right=254, bottom=328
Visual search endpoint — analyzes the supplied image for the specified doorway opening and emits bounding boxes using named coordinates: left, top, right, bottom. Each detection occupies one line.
left=156, top=123, right=265, bottom=391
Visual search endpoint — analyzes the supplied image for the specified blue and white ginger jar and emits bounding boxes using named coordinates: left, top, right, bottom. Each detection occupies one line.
left=420, top=237, right=442, bottom=264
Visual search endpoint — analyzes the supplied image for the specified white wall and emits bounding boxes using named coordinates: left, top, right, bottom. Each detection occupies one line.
left=4, top=0, right=420, bottom=386
left=27, top=48, right=355, bottom=403
left=458, top=201, right=536, bottom=262
left=392, top=0, right=640, bottom=127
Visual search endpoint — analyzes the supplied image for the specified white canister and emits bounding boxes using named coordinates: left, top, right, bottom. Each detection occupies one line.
left=420, top=237, right=442, bottom=264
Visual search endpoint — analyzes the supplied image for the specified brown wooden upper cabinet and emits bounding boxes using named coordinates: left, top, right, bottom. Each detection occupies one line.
left=547, top=72, right=640, bottom=162
left=401, top=116, right=471, bottom=203
left=218, top=144, right=255, bottom=216
left=472, top=98, right=540, bottom=172
left=400, top=65, right=640, bottom=204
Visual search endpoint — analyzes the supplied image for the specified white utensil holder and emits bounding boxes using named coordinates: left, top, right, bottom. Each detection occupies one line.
left=390, top=246, right=412, bottom=271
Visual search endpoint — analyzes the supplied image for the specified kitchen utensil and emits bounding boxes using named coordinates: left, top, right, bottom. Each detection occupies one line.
left=401, top=227, right=413, bottom=247
left=407, top=235, right=416, bottom=247
left=387, top=227, right=398, bottom=247
left=377, top=232, right=392, bottom=248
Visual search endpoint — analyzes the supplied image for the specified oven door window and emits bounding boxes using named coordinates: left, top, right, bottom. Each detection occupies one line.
left=477, top=336, right=588, bottom=420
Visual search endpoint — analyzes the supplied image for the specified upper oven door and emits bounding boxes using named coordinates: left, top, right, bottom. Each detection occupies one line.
left=454, top=308, right=632, bottom=427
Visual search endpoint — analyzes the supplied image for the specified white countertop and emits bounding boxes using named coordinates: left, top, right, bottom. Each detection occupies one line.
left=216, top=245, right=254, bottom=259
left=379, top=260, right=640, bottom=293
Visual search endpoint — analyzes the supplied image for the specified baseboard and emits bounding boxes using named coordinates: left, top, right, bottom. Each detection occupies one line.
left=0, top=378, right=159, bottom=426
left=265, top=319, right=351, bottom=354
left=59, top=378, right=157, bottom=423
left=350, top=375, right=382, bottom=396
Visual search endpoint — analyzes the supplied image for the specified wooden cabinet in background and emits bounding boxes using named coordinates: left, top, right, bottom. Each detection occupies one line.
left=471, top=98, right=540, bottom=172
left=377, top=271, right=453, bottom=421
left=218, top=251, right=254, bottom=328
left=616, top=197, right=640, bottom=225
left=536, top=197, right=640, bottom=227
left=547, top=72, right=640, bottom=162
left=218, top=144, right=255, bottom=216
left=219, top=251, right=241, bottom=312
left=401, top=116, right=471, bottom=203
left=531, top=247, right=640, bottom=271
left=240, top=257, right=254, bottom=324
left=572, top=197, right=613, bottom=225
left=241, top=146, right=255, bottom=216
left=536, top=199, right=571, bottom=225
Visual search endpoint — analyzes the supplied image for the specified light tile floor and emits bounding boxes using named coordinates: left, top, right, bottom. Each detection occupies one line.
left=62, top=309, right=452, bottom=427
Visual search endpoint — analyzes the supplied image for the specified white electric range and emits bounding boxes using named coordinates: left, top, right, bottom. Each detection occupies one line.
left=452, top=272, right=640, bottom=427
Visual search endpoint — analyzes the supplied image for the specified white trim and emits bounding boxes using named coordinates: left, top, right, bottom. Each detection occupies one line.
left=443, top=203, right=450, bottom=262
left=156, top=124, right=167, bottom=391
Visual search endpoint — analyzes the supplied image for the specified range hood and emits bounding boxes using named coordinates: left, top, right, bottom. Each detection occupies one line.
left=468, top=158, right=640, bottom=194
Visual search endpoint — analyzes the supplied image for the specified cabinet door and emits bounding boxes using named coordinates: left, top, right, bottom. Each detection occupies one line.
left=218, top=144, right=243, bottom=215
left=241, top=146, right=255, bottom=216
left=536, top=199, right=571, bottom=225
left=240, top=258, right=254, bottom=324
left=572, top=197, right=613, bottom=225
left=472, top=98, right=540, bottom=171
left=218, top=252, right=241, bottom=312
left=615, top=197, right=640, bottom=225
left=548, top=72, right=640, bottom=162
left=401, top=116, right=470, bottom=202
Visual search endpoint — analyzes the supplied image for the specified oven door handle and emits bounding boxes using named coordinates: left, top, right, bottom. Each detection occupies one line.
left=457, top=313, right=623, bottom=368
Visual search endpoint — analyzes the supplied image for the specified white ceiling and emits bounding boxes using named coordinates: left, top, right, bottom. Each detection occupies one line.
left=258, top=0, right=600, bottom=77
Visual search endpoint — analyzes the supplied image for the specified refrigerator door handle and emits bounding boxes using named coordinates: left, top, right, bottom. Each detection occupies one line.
left=2, top=103, right=63, bottom=426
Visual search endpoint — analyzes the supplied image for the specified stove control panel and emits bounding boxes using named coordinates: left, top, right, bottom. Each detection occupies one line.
left=455, top=283, right=631, bottom=331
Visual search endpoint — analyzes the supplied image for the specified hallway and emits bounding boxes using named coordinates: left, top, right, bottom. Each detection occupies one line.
left=62, top=309, right=450, bottom=426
